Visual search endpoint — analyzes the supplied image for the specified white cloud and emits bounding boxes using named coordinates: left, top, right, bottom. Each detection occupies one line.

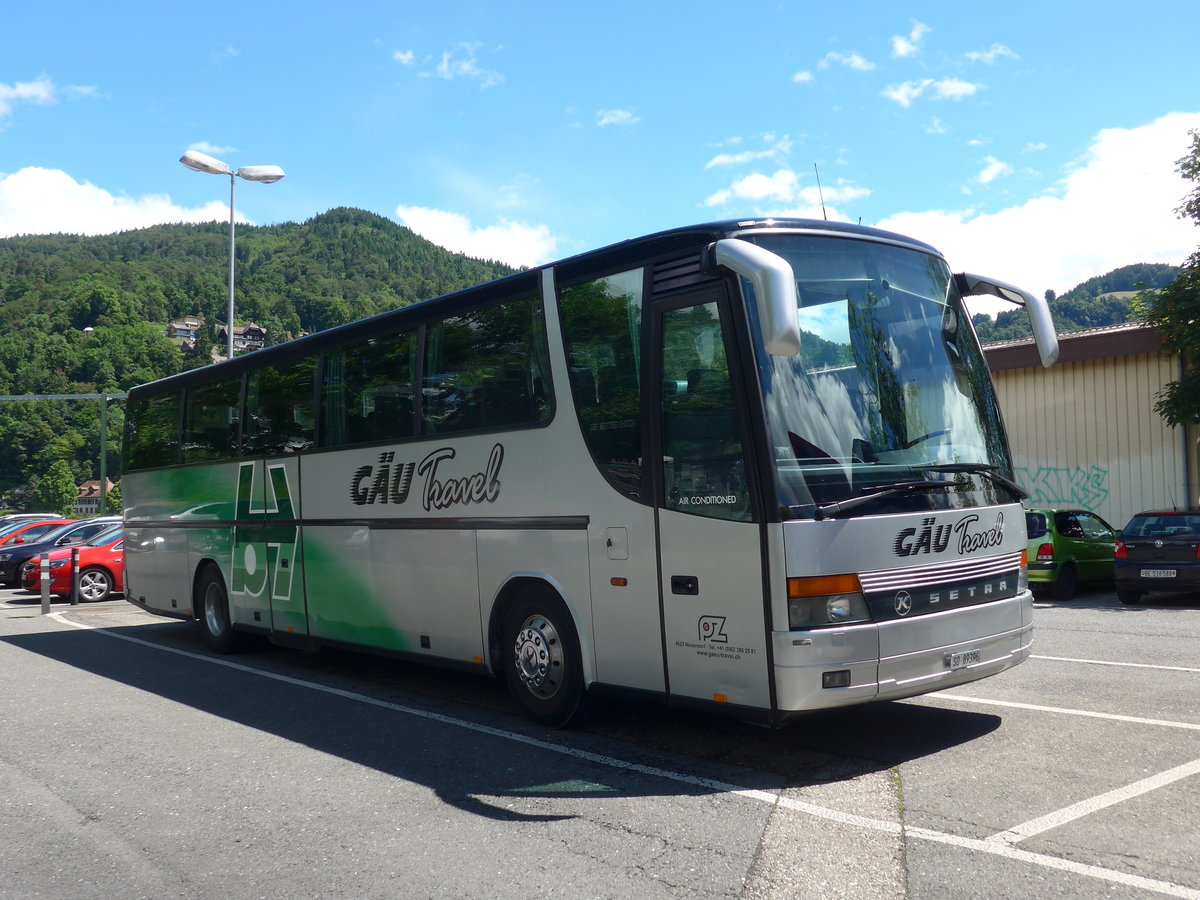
left=702, top=168, right=870, bottom=221
left=0, top=167, right=233, bottom=238
left=976, top=156, right=1013, bottom=184
left=966, top=44, right=1018, bottom=65
left=933, top=78, right=982, bottom=101
left=891, top=21, right=931, bottom=58
left=882, top=77, right=983, bottom=107
left=875, top=112, right=1200, bottom=308
left=187, top=141, right=237, bottom=157
left=1024, top=142, right=1049, bottom=153
left=393, top=50, right=415, bottom=66
left=0, top=75, right=61, bottom=122
left=394, top=205, right=556, bottom=268
left=792, top=71, right=814, bottom=84
left=596, top=108, right=641, bottom=127
left=926, top=116, right=949, bottom=135
left=818, top=52, right=875, bottom=72
left=420, top=43, right=504, bottom=89
left=705, top=135, right=792, bottom=168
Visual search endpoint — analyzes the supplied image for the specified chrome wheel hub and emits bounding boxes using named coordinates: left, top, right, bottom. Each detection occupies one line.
left=513, top=614, right=563, bottom=699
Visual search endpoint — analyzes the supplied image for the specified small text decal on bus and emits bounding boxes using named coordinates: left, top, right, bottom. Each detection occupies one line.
left=894, top=512, right=1005, bottom=557
left=350, top=443, right=504, bottom=511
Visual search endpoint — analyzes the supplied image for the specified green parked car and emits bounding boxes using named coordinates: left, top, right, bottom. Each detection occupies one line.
left=1025, top=508, right=1117, bottom=600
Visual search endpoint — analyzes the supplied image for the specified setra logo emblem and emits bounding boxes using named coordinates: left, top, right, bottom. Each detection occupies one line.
left=894, top=590, right=913, bottom=616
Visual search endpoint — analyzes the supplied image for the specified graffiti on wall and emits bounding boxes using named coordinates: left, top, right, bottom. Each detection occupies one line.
left=1014, top=464, right=1110, bottom=511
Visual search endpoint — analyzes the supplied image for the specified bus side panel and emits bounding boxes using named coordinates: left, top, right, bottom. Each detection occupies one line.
left=658, top=513, right=771, bottom=710
left=476, top=528, right=592, bottom=676
left=124, top=463, right=238, bottom=614
left=370, top=528, right=481, bottom=661
left=301, top=524, right=407, bottom=651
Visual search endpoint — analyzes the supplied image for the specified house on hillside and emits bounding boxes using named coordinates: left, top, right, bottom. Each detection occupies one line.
left=217, top=322, right=268, bottom=353
left=75, top=479, right=116, bottom=516
left=166, top=316, right=204, bottom=342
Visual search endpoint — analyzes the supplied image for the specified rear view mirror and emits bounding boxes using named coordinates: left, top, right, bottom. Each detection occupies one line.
left=956, top=272, right=1059, bottom=367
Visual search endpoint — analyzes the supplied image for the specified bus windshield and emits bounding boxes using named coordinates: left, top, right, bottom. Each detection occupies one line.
left=743, top=233, right=1013, bottom=519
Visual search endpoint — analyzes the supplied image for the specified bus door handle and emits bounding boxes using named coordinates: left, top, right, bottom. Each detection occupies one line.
left=671, top=575, right=699, bottom=595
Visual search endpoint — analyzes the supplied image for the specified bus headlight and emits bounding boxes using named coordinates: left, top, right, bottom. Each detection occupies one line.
left=787, top=574, right=872, bottom=628
left=1017, top=548, right=1029, bottom=593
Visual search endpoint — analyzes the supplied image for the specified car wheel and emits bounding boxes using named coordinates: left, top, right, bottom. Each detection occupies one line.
left=77, top=566, right=112, bottom=602
left=196, top=565, right=246, bottom=653
left=1117, top=590, right=1144, bottom=605
left=1052, top=564, right=1078, bottom=601
left=501, top=584, right=594, bottom=728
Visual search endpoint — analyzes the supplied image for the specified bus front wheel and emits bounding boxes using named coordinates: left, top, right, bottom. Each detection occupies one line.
left=197, top=566, right=243, bottom=654
left=502, top=585, right=593, bottom=728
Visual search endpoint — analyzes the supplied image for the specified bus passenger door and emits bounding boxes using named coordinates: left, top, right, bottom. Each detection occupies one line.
left=232, top=456, right=307, bottom=636
left=654, top=297, right=772, bottom=711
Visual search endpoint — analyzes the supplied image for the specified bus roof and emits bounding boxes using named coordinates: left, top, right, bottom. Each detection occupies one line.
left=127, top=218, right=942, bottom=400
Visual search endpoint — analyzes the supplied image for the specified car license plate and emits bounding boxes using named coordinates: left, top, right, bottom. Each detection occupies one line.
left=945, top=648, right=981, bottom=671
left=1141, top=569, right=1177, bottom=578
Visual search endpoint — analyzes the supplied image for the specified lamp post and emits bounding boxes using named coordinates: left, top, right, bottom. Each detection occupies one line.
left=179, top=150, right=285, bottom=360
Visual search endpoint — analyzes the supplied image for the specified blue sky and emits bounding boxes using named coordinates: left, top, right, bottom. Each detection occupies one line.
left=2, top=1, right=1198, bottom=316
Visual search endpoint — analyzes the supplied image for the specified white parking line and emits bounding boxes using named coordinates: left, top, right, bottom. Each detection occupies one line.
left=49, top=614, right=1200, bottom=900
left=933, top=693, right=1200, bottom=732
left=1033, top=654, right=1200, bottom=675
left=990, top=757, right=1200, bottom=844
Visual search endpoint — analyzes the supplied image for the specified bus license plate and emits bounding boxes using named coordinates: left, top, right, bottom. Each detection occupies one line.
left=1141, top=569, right=1176, bottom=578
left=945, top=649, right=981, bottom=671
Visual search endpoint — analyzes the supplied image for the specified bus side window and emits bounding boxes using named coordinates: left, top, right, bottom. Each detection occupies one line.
left=558, top=269, right=644, bottom=499
left=322, top=331, right=417, bottom=448
left=422, top=296, right=551, bottom=435
left=126, top=391, right=182, bottom=470
left=660, top=302, right=750, bottom=521
left=181, top=375, right=242, bottom=463
left=247, top=358, right=316, bottom=455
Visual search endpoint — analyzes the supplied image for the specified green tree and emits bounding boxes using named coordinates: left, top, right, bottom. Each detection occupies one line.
left=33, top=460, right=78, bottom=516
left=1133, top=129, right=1200, bottom=426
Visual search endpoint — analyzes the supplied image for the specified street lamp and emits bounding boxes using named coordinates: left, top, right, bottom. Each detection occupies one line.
left=179, top=149, right=285, bottom=360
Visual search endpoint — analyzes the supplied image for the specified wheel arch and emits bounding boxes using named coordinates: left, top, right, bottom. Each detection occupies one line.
left=190, top=557, right=226, bottom=619
left=485, top=574, right=595, bottom=685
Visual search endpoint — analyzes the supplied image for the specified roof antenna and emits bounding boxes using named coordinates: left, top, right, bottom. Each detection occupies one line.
left=814, top=163, right=828, bottom=220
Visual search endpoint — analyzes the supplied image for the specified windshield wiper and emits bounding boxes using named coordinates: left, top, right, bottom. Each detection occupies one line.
left=813, top=477, right=969, bottom=520
left=914, top=462, right=1028, bottom=500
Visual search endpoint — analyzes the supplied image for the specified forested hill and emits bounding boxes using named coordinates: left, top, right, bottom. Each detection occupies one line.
left=971, top=262, right=1179, bottom=343
left=0, top=208, right=517, bottom=505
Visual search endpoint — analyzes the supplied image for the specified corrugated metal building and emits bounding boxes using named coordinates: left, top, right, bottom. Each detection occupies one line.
left=984, top=324, right=1199, bottom=529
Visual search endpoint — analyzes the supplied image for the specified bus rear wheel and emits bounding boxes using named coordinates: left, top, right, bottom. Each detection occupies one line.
left=502, top=585, right=592, bottom=728
left=197, top=566, right=245, bottom=654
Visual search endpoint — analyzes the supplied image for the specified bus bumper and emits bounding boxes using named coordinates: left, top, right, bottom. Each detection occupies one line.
left=771, top=591, right=1034, bottom=714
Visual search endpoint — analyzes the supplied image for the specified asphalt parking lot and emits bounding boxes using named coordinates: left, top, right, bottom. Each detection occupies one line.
left=1, top=584, right=1197, bottom=898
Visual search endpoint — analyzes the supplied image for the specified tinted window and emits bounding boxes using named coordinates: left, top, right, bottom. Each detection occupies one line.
left=661, top=302, right=750, bottom=521
left=1025, top=512, right=1048, bottom=540
left=1123, top=514, right=1200, bottom=538
left=182, top=375, right=242, bottom=463
left=126, top=392, right=181, bottom=470
left=422, top=297, right=553, bottom=435
left=247, top=358, right=316, bottom=455
left=321, top=331, right=416, bottom=448
left=559, top=270, right=644, bottom=498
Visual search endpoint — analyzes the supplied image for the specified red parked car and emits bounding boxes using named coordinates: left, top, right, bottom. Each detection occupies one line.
left=0, top=518, right=71, bottom=547
left=19, top=526, right=124, bottom=602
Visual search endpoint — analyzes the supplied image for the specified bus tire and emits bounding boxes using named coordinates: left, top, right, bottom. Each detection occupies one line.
left=502, top=585, right=593, bottom=728
left=197, top=565, right=244, bottom=654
